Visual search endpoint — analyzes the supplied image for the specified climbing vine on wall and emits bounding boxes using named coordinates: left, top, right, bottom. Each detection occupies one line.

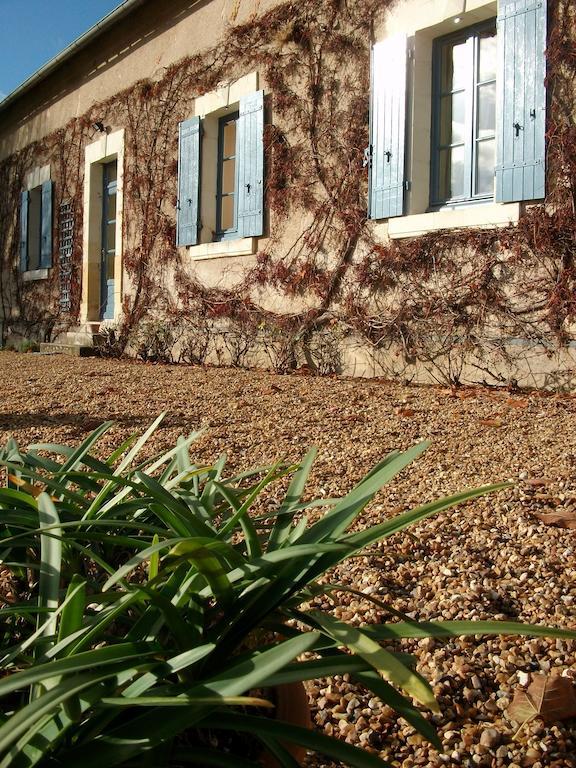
left=0, top=0, right=575, bottom=385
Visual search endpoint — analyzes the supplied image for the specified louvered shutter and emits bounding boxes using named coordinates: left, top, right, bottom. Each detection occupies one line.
left=236, top=90, right=264, bottom=238
left=177, top=116, right=201, bottom=246
left=495, top=0, right=547, bottom=202
left=20, top=191, right=29, bottom=272
left=40, top=180, right=53, bottom=269
left=368, top=35, right=407, bottom=219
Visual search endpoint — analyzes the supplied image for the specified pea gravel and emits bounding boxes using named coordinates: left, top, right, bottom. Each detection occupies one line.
left=0, top=351, right=575, bottom=768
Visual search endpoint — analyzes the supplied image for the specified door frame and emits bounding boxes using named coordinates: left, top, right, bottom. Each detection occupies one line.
left=81, top=129, right=124, bottom=325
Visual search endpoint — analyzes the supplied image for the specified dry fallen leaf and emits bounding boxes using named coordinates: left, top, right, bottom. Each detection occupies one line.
left=479, top=417, right=503, bottom=428
left=508, top=674, right=576, bottom=731
left=396, top=407, right=415, bottom=418
left=506, top=398, right=529, bottom=409
left=8, top=475, right=43, bottom=498
left=534, top=511, right=576, bottom=530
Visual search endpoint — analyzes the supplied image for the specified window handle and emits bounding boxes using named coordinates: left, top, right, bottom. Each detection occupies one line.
left=513, top=122, right=523, bottom=137
left=385, top=150, right=392, bottom=163
left=245, top=183, right=251, bottom=194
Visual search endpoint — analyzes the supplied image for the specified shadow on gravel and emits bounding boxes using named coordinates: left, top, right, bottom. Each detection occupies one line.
left=0, top=413, right=193, bottom=433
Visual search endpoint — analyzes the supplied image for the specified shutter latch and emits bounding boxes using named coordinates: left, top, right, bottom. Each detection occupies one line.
left=513, top=122, right=523, bottom=137
left=385, top=150, right=392, bottom=163
left=363, top=146, right=372, bottom=168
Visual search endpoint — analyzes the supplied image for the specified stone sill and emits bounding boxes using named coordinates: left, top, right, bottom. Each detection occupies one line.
left=188, top=237, right=256, bottom=261
left=22, top=268, right=49, bottom=282
left=385, top=202, right=521, bottom=239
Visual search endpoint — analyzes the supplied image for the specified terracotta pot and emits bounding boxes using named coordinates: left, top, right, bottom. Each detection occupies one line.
left=260, top=682, right=312, bottom=768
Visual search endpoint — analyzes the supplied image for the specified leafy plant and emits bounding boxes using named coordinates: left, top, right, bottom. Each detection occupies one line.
left=1, top=418, right=575, bottom=768
left=95, top=324, right=125, bottom=359
left=134, top=320, right=179, bottom=363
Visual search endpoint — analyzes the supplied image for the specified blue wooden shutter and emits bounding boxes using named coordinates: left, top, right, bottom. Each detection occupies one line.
left=236, top=90, right=264, bottom=237
left=177, top=116, right=201, bottom=246
left=40, top=179, right=53, bottom=268
left=368, top=35, right=407, bottom=219
left=495, top=0, right=547, bottom=202
left=20, top=191, right=29, bottom=272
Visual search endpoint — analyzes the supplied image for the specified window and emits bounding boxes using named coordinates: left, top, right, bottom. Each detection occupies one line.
left=20, top=180, right=53, bottom=273
left=216, top=112, right=239, bottom=239
left=368, top=0, right=547, bottom=223
left=176, top=87, right=264, bottom=249
left=431, top=23, right=497, bottom=206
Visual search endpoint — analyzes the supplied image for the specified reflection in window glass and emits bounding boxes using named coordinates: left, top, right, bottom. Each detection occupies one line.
left=476, top=139, right=495, bottom=196
left=440, top=92, right=466, bottom=146
left=222, top=158, right=236, bottom=195
left=439, top=146, right=465, bottom=200
left=433, top=23, right=496, bottom=204
left=441, top=40, right=468, bottom=91
left=478, top=32, right=497, bottom=82
left=217, top=113, right=238, bottom=237
left=477, top=82, right=496, bottom=139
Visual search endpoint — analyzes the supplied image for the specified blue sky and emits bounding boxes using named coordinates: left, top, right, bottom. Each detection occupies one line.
left=0, top=0, right=123, bottom=100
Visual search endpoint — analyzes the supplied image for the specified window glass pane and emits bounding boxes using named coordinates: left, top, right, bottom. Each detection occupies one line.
left=220, top=195, right=235, bottom=231
left=223, top=120, right=236, bottom=157
left=478, top=31, right=497, bottom=82
left=27, top=187, right=42, bottom=271
left=106, top=191, right=117, bottom=221
left=477, top=82, right=496, bottom=139
left=106, top=251, right=115, bottom=280
left=476, top=139, right=495, bottom=195
left=441, top=39, right=468, bottom=92
left=440, top=92, right=466, bottom=145
left=222, top=158, right=236, bottom=195
left=106, top=222, right=116, bottom=253
left=105, top=162, right=117, bottom=184
left=439, top=145, right=465, bottom=199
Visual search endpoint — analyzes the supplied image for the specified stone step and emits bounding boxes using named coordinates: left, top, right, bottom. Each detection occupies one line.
left=52, top=330, right=98, bottom=346
left=39, top=342, right=98, bottom=357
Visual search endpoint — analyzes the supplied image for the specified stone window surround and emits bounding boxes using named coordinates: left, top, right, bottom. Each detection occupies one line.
left=22, top=164, right=51, bottom=282
left=81, top=129, right=124, bottom=324
left=187, top=71, right=259, bottom=261
left=373, top=0, right=521, bottom=239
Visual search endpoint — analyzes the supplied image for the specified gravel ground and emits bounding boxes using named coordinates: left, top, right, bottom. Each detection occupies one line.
left=1, top=351, right=575, bottom=768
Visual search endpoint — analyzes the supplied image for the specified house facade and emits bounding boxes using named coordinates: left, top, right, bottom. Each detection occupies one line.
left=0, top=0, right=574, bottom=386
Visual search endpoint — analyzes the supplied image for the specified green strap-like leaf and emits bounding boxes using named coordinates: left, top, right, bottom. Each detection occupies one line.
left=122, top=644, right=215, bottom=698
left=201, top=712, right=392, bottom=768
left=57, top=633, right=321, bottom=767
left=307, top=612, right=439, bottom=711
left=268, top=447, right=318, bottom=551
left=37, top=494, right=62, bottom=648
left=353, top=670, right=441, bottom=749
left=362, top=619, right=576, bottom=641
left=342, top=482, right=511, bottom=548
left=148, top=534, right=160, bottom=580
left=57, top=575, right=86, bottom=644
left=300, top=442, right=429, bottom=544
left=0, top=643, right=156, bottom=698
left=0, top=580, right=86, bottom=668
left=99, top=694, right=274, bottom=707
left=0, top=667, right=132, bottom=758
